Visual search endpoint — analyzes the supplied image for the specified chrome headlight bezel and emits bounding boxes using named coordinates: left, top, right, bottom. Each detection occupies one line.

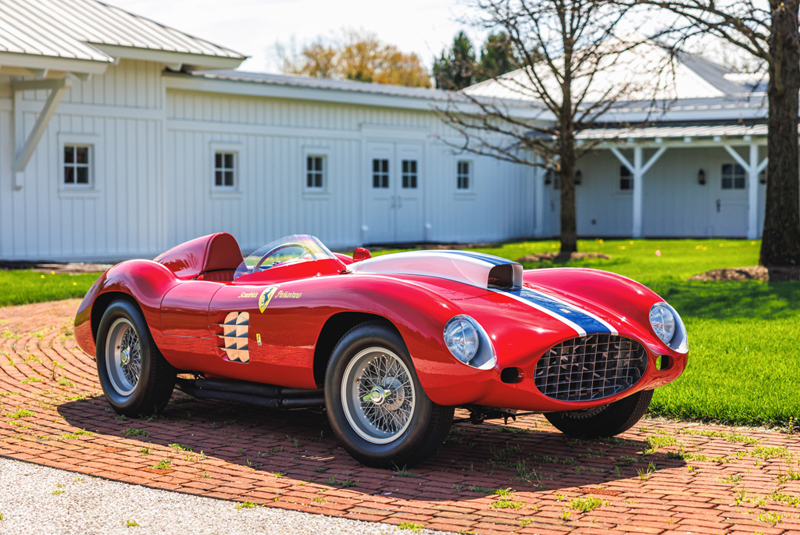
left=649, top=302, right=688, bottom=354
left=443, top=315, right=496, bottom=370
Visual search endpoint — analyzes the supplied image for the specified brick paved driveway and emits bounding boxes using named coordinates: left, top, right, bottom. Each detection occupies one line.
left=1, top=300, right=800, bottom=535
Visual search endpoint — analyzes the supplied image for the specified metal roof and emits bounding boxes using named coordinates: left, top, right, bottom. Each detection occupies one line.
left=576, top=123, right=768, bottom=141
left=191, top=70, right=454, bottom=101
left=0, top=0, right=245, bottom=65
left=465, top=35, right=760, bottom=105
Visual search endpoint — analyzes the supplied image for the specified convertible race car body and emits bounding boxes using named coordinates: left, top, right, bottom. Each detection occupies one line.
left=75, top=233, right=688, bottom=467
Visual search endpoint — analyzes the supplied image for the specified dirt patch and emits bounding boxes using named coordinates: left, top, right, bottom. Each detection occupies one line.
left=516, top=252, right=610, bottom=263
left=690, top=265, right=800, bottom=282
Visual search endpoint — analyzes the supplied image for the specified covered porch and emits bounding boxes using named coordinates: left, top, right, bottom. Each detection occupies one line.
left=534, top=124, right=769, bottom=239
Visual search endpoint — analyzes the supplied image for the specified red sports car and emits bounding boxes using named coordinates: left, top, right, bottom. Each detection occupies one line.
left=74, top=233, right=688, bottom=467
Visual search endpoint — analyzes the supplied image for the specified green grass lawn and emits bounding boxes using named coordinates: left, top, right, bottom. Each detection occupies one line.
left=1, top=238, right=797, bottom=427
left=380, top=238, right=799, bottom=427
left=0, top=270, right=101, bottom=307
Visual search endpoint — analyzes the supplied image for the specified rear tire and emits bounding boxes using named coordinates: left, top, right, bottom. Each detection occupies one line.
left=544, top=389, right=653, bottom=439
left=96, top=300, right=176, bottom=417
left=325, top=322, right=453, bottom=468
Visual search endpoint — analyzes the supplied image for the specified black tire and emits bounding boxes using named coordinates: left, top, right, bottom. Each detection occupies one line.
left=544, top=389, right=653, bottom=439
left=95, top=300, right=176, bottom=417
left=324, top=321, right=454, bottom=468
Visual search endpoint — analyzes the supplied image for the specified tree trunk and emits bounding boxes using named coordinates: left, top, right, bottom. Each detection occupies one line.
left=761, top=0, right=800, bottom=267
left=559, top=138, right=578, bottom=254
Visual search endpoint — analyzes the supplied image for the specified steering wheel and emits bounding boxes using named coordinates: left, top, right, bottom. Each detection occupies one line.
left=253, top=243, right=317, bottom=272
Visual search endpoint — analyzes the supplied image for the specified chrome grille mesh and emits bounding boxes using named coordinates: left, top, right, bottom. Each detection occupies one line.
left=534, top=335, right=647, bottom=402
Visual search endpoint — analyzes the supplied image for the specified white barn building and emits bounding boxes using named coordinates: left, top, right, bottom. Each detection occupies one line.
left=0, top=0, right=776, bottom=261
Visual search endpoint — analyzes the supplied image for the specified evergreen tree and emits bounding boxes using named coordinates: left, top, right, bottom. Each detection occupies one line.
left=475, top=32, right=518, bottom=82
left=433, top=31, right=476, bottom=89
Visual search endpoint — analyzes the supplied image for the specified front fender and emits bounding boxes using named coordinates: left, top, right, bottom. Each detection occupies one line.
left=74, top=260, right=178, bottom=357
left=306, top=275, right=495, bottom=406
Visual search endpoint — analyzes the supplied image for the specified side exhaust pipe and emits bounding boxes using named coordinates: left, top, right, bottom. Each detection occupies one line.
left=175, top=378, right=325, bottom=409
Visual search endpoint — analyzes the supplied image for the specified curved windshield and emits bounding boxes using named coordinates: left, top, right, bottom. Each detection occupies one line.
left=234, top=234, right=335, bottom=279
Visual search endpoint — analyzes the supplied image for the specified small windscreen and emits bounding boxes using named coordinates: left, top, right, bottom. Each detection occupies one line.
left=234, top=235, right=335, bottom=279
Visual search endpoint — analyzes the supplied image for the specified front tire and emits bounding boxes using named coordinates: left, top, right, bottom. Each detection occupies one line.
left=325, top=322, right=453, bottom=468
left=545, top=389, right=653, bottom=439
left=96, top=300, right=176, bottom=417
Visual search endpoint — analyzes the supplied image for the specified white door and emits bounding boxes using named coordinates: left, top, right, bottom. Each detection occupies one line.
left=366, top=143, right=395, bottom=243
left=712, top=164, right=748, bottom=237
left=395, top=143, right=424, bottom=243
left=365, top=142, right=425, bottom=243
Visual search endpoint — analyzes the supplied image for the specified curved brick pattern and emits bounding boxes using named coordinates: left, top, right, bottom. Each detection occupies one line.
left=1, top=300, right=800, bottom=535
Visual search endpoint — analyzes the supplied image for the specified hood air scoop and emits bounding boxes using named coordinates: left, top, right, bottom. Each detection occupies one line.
left=349, top=250, right=522, bottom=290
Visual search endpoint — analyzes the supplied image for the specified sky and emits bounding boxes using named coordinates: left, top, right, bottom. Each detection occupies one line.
left=109, top=0, right=483, bottom=73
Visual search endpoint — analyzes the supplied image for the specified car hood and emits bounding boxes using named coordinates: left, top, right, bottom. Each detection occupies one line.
left=350, top=251, right=666, bottom=363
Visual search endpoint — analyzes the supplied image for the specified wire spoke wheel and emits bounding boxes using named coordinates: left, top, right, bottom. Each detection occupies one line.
left=105, top=318, right=141, bottom=396
left=341, top=347, right=416, bottom=444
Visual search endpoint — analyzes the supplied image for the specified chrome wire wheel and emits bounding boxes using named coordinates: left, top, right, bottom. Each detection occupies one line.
left=104, top=318, right=141, bottom=396
left=341, top=347, right=416, bottom=444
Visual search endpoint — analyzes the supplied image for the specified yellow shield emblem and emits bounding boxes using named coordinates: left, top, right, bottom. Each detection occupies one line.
left=258, top=287, right=278, bottom=313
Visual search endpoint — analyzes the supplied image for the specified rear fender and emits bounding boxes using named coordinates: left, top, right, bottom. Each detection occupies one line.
left=74, top=260, right=178, bottom=357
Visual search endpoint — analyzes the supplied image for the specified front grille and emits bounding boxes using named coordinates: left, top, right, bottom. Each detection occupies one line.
left=534, top=334, right=647, bottom=402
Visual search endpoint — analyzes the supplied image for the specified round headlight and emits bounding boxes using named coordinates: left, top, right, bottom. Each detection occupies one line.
left=649, top=302, right=676, bottom=345
left=444, top=315, right=480, bottom=364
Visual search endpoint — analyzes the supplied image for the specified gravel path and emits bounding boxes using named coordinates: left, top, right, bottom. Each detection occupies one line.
left=0, top=457, right=447, bottom=535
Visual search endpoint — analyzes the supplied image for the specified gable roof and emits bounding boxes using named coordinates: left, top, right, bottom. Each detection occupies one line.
left=463, top=35, right=756, bottom=105
left=0, top=0, right=245, bottom=72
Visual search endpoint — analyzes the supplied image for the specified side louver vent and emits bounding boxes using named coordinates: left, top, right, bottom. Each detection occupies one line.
left=216, top=311, right=249, bottom=363
left=534, top=334, right=647, bottom=402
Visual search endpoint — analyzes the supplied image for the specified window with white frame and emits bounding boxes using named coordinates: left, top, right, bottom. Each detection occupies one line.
left=721, top=163, right=746, bottom=189
left=402, top=159, right=418, bottom=189
left=306, top=155, right=325, bottom=189
left=214, top=151, right=236, bottom=188
left=64, top=145, right=91, bottom=186
left=457, top=160, right=471, bottom=190
left=619, top=165, right=633, bottom=191
left=372, top=159, right=389, bottom=188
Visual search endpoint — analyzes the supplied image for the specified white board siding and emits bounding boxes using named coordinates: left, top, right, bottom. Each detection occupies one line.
left=6, top=59, right=780, bottom=263
left=165, top=129, right=364, bottom=252
left=0, top=112, right=163, bottom=260
left=169, top=91, right=447, bottom=133
left=165, top=89, right=536, bottom=251
left=20, top=60, right=164, bottom=109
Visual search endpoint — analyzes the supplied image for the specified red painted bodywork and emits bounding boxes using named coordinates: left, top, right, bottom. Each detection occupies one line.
left=74, top=234, right=688, bottom=412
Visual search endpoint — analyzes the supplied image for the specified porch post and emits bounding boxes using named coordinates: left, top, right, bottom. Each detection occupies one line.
left=632, top=146, right=644, bottom=238
left=747, top=143, right=759, bottom=240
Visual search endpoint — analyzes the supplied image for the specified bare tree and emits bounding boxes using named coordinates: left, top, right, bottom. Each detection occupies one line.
left=436, top=0, right=671, bottom=253
left=632, top=0, right=800, bottom=266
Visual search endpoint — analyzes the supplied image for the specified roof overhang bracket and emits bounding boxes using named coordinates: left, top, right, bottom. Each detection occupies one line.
left=11, top=78, right=68, bottom=190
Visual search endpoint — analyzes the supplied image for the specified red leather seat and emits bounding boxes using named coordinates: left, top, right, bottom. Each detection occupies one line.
left=155, top=232, right=244, bottom=281
left=196, top=233, right=243, bottom=281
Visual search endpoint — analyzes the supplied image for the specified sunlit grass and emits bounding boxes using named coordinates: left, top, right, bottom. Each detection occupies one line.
left=0, top=270, right=100, bottom=307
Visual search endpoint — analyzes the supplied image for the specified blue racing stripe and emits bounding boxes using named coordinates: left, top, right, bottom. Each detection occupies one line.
left=506, top=288, right=612, bottom=334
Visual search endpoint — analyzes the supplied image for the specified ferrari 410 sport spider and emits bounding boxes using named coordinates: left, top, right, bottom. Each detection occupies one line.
left=75, top=233, right=688, bottom=467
